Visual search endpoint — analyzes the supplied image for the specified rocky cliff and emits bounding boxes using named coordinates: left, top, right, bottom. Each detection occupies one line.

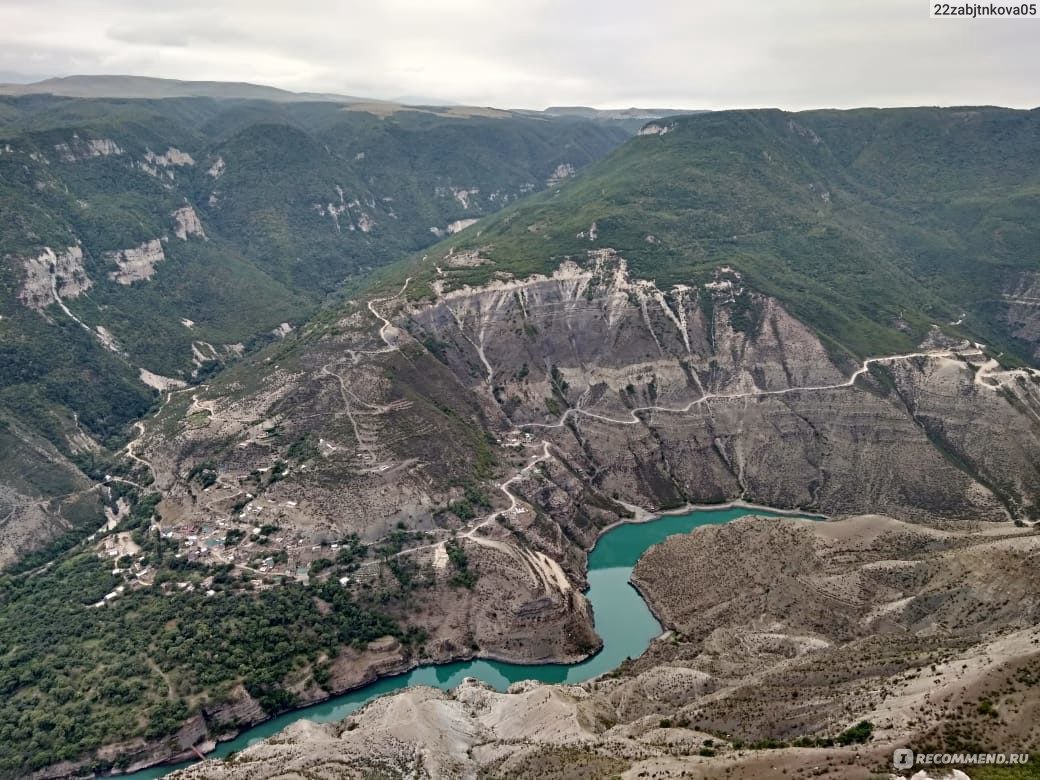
left=151, top=252, right=1038, bottom=541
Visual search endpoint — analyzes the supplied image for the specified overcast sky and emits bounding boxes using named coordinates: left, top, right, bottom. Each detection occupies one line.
left=0, top=0, right=1037, bottom=109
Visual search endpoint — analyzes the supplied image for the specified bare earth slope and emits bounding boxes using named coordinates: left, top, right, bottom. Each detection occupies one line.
left=145, top=252, right=1040, bottom=550
left=0, top=417, right=103, bottom=569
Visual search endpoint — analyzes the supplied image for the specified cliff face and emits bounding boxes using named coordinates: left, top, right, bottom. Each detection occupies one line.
left=145, top=251, right=1040, bottom=601
left=16, top=245, right=92, bottom=309
left=170, top=679, right=631, bottom=780
left=155, top=253, right=1040, bottom=539
left=402, top=253, right=1037, bottom=523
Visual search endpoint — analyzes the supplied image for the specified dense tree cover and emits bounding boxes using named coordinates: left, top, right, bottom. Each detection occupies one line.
left=0, top=93, right=625, bottom=383
left=0, top=548, right=415, bottom=776
left=0, top=309, right=156, bottom=444
left=784, top=720, right=875, bottom=749
left=439, top=483, right=493, bottom=522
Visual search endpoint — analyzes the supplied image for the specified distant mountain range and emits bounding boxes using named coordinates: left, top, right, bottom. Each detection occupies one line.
left=0, top=75, right=704, bottom=124
left=0, top=70, right=52, bottom=84
left=0, top=74, right=378, bottom=104
left=544, top=105, right=707, bottom=119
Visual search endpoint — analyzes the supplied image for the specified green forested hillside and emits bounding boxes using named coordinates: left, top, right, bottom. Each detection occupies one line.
left=417, top=107, right=1040, bottom=362
left=0, top=547, right=420, bottom=776
left=0, top=93, right=627, bottom=562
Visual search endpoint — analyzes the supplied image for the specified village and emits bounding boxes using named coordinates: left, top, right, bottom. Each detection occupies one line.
left=90, top=474, right=447, bottom=607
left=91, top=471, right=374, bottom=606
left=88, top=418, right=544, bottom=610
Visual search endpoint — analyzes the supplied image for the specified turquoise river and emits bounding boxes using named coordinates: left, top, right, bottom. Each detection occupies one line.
left=126, top=505, right=813, bottom=778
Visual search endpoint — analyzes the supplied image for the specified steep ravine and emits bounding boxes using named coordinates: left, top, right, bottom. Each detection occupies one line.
left=99, top=250, right=1040, bottom=775
left=167, top=514, right=1040, bottom=780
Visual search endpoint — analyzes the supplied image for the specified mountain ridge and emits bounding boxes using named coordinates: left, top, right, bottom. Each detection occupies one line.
left=0, top=74, right=378, bottom=104
left=406, top=105, right=1040, bottom=363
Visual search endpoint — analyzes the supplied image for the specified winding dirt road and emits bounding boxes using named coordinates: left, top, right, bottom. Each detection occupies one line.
left=337, top=284, right=1033, bottom=593
left=521, top=350, right=963, bottom=430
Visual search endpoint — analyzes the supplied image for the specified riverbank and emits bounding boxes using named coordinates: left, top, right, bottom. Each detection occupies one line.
left=608, top=498, right=827, bottom=531
left=55, top=504, right=813, bottom=780
left=155, top=515, right=1040, bottom=780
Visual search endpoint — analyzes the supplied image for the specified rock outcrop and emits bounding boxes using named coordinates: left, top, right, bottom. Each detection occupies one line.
left=105, top=239, right=167, bottom=284
left=172, top=205, right=207, bottom=240
left=17, top=245, right=91, bottom=309
left=53, top=136, right=123, bottom=162
left=404, top=253, right=1038, bottom=522
left=140, top=147, right=196, bottom=179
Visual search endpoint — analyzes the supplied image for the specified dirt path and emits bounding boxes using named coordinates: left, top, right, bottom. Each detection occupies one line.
left=188, top=394, right=217, bottom=416
left=365, top=277, right=412, bottom=353
left=123, top=384, right=198, bottom=483
left=125, top=422, right=152, bottom=471
left=465, top=523, right=572, bottom=595
left=319, top=364, right=373, bottom=462
left=522, top=350, right=967, bottom=430
left=358, top=347, right=1032, bottom=581
left=462, top=442, right=554, bottom=539
left=351, top=443, right=554, bottom=570
left=343, top=295, right=979, bottom=588
left=348, top=441, right=570, bottom=596
left=318, top=277, right=417, bottom=462
left=172, top=282, right=1040, bottom=594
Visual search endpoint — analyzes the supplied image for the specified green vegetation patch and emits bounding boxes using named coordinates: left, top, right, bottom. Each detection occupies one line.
left=395, top=107, right=1040, bottom=364
left=0, top=546, right=421, bottom=776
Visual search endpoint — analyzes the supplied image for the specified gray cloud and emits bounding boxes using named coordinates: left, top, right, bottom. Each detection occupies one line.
left=0, top=0, right=1037, bottom=108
